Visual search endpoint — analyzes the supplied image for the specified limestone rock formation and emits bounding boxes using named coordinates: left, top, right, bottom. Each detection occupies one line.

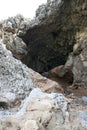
left=43, top=30, right=87, bottom=88
left=0, top=88, right=87, bottom=130
left=0, top=0, right=87, bottom=129
left=0, top=40, right=62, bottom=109
left=0, top=0, right=87, bottom=88
left=21, top=0, right=87, bottom=87
left=45, top=31, right=87, bottom=88
left=0, top=40, right=33, bottom=103
left=0, top=39, right=86, bottom=129
left=65, top=30, right=87, bottom=87
left=3, top=14, right=30, bottom=35
left=0, top=14, right=30, bottom=60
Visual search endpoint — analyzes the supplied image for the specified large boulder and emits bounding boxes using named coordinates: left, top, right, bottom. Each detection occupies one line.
left=0, top=41, right=33, bottom=102
left=0, top=40, right=62, bottom=109
left=0, top=88, right=87, bottom=130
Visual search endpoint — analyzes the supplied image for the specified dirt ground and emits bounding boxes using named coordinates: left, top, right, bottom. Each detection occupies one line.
left=43, top=71, right=87, bottom=98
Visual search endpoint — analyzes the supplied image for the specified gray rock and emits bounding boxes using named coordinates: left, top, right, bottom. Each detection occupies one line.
left=29, top=0, right=62, bottom=27
left=0, top=88, right=87, bottom=130
left=82, top=96, right=87, bottom=102
left=3, top=34, right=28, bottom=60
left=0, top=40, right=62, bottom=111
left=35, top=0, right=62, bottom=21
left=20, top=0, right=87, bottom=88
left=77, top=111, right=87, bottom=129
left=3, top=14, right=30, bottom=35
left=36, top=4, right=47, bottom=20
left=0, top=41, right=33, bottom=100
left=65, top=31, right=87, bottom=87
left=0, top=15, right=29, bottom=61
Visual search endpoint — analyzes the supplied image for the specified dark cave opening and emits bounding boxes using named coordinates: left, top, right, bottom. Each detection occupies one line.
left=21, top=36, right=74, bottom=88
left=21, top=27, right=74, bottom=74
left=20, top=21, right=75, bottom=88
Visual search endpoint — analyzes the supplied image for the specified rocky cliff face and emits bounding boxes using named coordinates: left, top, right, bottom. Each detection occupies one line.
left=20, top=0, right=87, bottom=87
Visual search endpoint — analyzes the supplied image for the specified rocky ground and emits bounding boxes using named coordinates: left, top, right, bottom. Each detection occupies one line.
left=0, top=0, right=87, bottom=130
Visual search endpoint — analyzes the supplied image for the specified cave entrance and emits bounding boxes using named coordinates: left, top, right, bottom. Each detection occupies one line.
left=20, top=23, right=75, bottom=91
left=21, top=30, right=74, bottom=74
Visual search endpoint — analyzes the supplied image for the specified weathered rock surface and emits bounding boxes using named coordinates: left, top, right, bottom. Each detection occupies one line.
left=0, top=88, right=87, bottom=130
left=0, top=41, right=33, bottom=102
left=64, top=30, right=87, bottom=87
left=0, top=14, right=30, bottom=60
left=44, top=31, right=87, bottom=88
left=0, top=0, right=87, bottom=129
left=29, top=67, right=63, bottom=93
left=0, top=41, right=62, bottom=109
left=2, top=14, right=30, bottom=35
left=21, top=0, right=87, bottom=87
left=0, top=0, right=87, bottom=88
left=21, top=0, right=73, bottom=72
left=1, top=34, right=87, bottom=130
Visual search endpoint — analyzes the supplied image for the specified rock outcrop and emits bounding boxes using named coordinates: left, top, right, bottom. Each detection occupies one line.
left=0, top=0, right=87, bottom=129
left=0, top=0, right=87, bottom=87
left=0, top=88, right=87, bottom=130
left=0, top=40, right=33, bottom=105
left=0, top=40, right=62, bottom=109
left=45, top=29, right=87, bottom=88
left=65, top=30, right=87, bottom=87
left=0, top=14, right=30, bottom=60
left=20, top=0, right=87, bottom=87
